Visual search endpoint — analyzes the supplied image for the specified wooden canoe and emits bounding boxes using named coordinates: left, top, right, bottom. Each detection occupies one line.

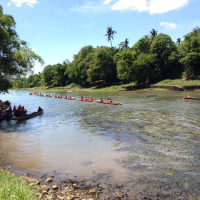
left=184, top=97, right=200, bottom=100
left=12, top=110, right=43, bottom=121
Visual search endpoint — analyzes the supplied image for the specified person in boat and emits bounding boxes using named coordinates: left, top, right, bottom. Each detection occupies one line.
left=18, top=105, right=21, bottom=110
left=22, top=109, right=27, bottom=116
left=100, top=98, right=103, bottom=103
left=117, top=99, right=120, bottom=104
left=38, top=106, right=43, bottom=112
left=91, top=97, right=94, bottom=101
left=187, top=94, right=192, bottom=98
left=110, top=99, right=112, bottom=103
left=80, top=96, right=83, bottom=100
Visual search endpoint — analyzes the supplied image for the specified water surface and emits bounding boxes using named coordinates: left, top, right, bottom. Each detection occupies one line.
left=0, top=90, right=199, bottom=198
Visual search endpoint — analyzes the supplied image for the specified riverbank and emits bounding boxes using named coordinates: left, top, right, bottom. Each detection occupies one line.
left=0, top=159, right=135, bottom=200
left=21, top=79, right=200, bottom=93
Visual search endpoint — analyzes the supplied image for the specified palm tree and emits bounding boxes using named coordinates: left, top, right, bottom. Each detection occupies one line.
left=176, top=38, right=182, bottom=45
left=105, top=26, right=117, bottom=47
left=119, top=38, right=129, bottom=50
left=150, top=29, right=158, bottom=40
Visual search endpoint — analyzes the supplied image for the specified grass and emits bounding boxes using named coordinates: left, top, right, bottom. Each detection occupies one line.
left=154, top=79, right=200, bottom=87
left=0, top=169, right=38, bottom=200
left=21, top=79, right=200, bottom=93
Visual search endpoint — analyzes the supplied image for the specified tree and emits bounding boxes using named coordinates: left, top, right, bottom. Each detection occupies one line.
left=105, top=26, right=117, bottom=47
left=150, top=29, right=158, bottom=41
left=176, top=38, right=182, bottom=45
left=65, top=46, right=94, bottom=86
left=114, top=49, right=137, bottom=82
left=133, top=37, right=150, bottom=54
left=87, top=47, right=118, bottom=83
left=150, top=33, right=176, bottom=79
left=132, top=54, right=160, bottom=84
left=0, top=4, right=44, bottom=91
left=118, top=38, right=129, bottom=50
left=180, top=52, right=200, bottom=79
left=42, top=65, right=54, bottom=86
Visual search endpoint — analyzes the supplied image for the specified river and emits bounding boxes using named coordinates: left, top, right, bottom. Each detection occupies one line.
left=0, top=90, right=200, bottom=198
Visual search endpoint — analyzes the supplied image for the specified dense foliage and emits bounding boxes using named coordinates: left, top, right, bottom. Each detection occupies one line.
left=2, top=2, right=198, bottom=89
left=14, top=26, right=200, bottom=89
left=0, top=4, right=44, bottom=91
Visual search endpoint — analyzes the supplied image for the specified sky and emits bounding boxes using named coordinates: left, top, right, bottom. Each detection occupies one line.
left=1, top=0, right=200, bottom=74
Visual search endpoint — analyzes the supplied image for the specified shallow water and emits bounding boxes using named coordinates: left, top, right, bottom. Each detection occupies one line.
left=0, top=90, right=200, bottom=197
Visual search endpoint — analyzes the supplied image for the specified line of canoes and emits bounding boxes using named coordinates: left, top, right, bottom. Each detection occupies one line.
left=29, top=93, right=123, bottom=105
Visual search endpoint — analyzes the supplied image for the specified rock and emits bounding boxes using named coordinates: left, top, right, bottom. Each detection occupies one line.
left=46, top=178, right=53, bottom=183
left=35, top=181, right=40, bottom=185
left=89, top=188, right=96, bottom=193
left=52, top=185, right=58, bottom=190
left=42, top=190, right=48, bottom=195
left=57, top=196, right=64, bottom=200
left=41, top=185, right=47, bottom=190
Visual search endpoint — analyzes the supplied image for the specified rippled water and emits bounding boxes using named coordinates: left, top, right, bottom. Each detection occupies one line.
left=0, top=90, right=200, bottom=197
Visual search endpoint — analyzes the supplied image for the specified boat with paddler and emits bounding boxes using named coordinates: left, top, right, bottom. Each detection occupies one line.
left=12, top=110, right=43, bottom=121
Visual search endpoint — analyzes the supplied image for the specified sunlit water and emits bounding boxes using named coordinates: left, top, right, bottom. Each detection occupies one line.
left=0, top=90, right=200, bottom=197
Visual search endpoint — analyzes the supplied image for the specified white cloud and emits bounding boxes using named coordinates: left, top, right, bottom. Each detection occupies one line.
left=32, top=48, right=37, bottom=51
left=149, top=0, right=188, bottom=14
left=110, top=0, right=189, bottom=14
left=112, top=0, right=148, bottom=12
left=160, top=22, right=179, bottom=29
left=7, top=2, right=11, bottom=6
left=10, top=0, right=37, bottom=7
left=72, top=1, right=109, bottom=13
left=103, top=0, right=113, bottom=5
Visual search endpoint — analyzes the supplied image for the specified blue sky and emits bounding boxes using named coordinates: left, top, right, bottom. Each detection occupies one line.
left=1, top=0, right=200, bottom=74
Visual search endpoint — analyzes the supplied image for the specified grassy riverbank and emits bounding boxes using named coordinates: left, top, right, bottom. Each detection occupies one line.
left=0, top=169, right=38, bottom=200
left=22, top=79, right=200, bottom=93
left=153, top=79, right=200, bottom=86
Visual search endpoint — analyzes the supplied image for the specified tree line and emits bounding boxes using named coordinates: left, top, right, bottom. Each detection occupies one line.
left=1, top=3, right=200, bottom=90
left=16, top=26, right=200, bottom=89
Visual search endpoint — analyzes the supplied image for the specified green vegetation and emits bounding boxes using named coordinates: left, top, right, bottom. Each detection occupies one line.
left=1, top=3, right=200, bottom=91
left=0, top=4, right=44, bottom=92
left=154, top=79, right=200, bottom=87
left=13, top=26, right=200, bottom=91
left=0, top=170, right=38, bottom=200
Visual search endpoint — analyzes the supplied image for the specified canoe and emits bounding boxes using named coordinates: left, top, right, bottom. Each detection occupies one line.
left=0, top=114, right=5, bottom=121
left=5, top=114, right=13, bottom=120
left=112, top=102, right=123, bottom=105
left=12, top=110, right=43, bottom=121
left=184, top=97, right=200, bottom=100
left=103, top=101, right=112, bottom=104
left=63, top=97, right=75, bottom=100
left=85, top=99, right=94, bottom=102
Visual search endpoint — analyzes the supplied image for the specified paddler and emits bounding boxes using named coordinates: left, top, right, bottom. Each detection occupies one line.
left=117, top=99, right=120, bottom=104
left=187, top=94, right=192, bottom=98
left=38, top=106, right=43, bottom=112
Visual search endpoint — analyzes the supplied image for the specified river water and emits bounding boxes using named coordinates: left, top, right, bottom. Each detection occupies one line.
left=0, top=90, right=200, bottom=198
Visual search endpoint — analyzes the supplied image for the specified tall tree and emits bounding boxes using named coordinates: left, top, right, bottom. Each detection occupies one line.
left=150, top=29, right=158, bottom=41
left=105, top=26, right=117, bottom=47
left=119, top=38, right=129, bottom=50
left=0, top=4, right=44, bottom=91
left=176, top=38, right=182, bottom=45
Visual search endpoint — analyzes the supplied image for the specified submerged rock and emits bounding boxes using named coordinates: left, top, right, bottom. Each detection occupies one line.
left=52, top=185, right=58, bottom=190
left=46, top=178, right=53, bottom=183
